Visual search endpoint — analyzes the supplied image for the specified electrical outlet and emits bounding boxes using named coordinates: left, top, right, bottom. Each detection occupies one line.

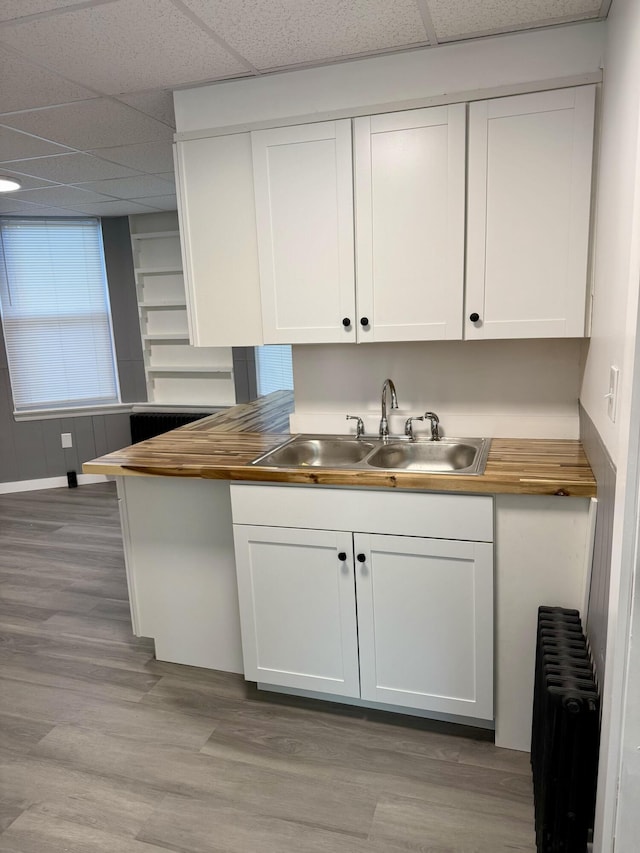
left=61, top=432, right=73, bottom=448
left=606, top=366, right=619, bottom=423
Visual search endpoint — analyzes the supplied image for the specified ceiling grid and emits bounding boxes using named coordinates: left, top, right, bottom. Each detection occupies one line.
left=0, top=0, right=610, bottom=217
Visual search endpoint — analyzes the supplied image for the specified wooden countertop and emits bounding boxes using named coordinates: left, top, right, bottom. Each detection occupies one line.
left=83, top=390, right=596, bottom=497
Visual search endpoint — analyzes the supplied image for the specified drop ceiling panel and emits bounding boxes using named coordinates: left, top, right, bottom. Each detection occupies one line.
left=0, top=125, right=72, bottom=161
left=11, top=185, right=114, bottom=206
left=87, top=142, right=175, bottom=174
left=0, top=46, right=96, bottom=113
left=1, top=98, right=173, bottom=150
left=132, top=194, right=177, bottom=210
left=5, top=0, right=249, bottom=94
left=0, top=169, right=59, bottom=190
left=0, top=196, right=71, bottom=214
left=182, top=0, right=429, bottom=69
left=69, top=199, right=159, bottom=216
left=116, top=91, right=176, bottom=128
left=426, top=0, right=602, bottom=40
left=73, top=174, right=175, bottom=199
left=154, top=172, right=176, bottom=190
left=0, top=0, right=102, bottom=22
left=2, top=152, right=141, bottom=182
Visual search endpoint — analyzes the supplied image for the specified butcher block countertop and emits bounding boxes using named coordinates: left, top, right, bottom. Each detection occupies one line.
left=83, top=391, right=596, bottom=497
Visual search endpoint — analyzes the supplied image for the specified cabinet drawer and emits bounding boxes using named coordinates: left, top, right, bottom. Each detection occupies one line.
left=230, top=484, right=493, bottom=542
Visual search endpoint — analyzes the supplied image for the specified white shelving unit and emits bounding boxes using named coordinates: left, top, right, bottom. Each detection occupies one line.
left=129, top=211, right=236, bottom=408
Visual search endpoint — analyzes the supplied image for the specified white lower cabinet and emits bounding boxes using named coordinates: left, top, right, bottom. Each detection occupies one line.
left=356, top=533, right=494, bottom=719
left=232, top=485, right=494, bottom=722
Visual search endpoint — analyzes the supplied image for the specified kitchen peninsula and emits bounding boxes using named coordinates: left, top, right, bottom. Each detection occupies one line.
left=84, top=391, right=596, bottom=752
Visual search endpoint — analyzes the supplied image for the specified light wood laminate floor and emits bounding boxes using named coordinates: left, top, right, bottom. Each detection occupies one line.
left=0, top=483, right=535, bottom=852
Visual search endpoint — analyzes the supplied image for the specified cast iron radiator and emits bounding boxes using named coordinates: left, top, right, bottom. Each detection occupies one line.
left=531, top=605, right=600, bottom=853
left=130, top=412, right=213, bottom=443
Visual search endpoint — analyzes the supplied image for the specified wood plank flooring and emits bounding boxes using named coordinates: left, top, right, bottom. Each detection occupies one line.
left=0, top=483, right=536, bottom=852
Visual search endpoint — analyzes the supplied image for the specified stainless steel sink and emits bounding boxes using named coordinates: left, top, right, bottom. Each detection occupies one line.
left=251, top=436, right=378, bottom=468
left=250, top=434, right=491, bottom=475
left=366, top=439, right=486, bottom=473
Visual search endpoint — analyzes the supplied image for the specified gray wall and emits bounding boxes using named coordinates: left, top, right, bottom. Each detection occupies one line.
left=0, top=217, right=146, bottom=484
left=102, top=217, right=146, bottom=403
left=580, top=404, right=616, bottom=684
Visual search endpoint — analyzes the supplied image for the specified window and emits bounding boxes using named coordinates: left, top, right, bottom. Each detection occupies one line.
left=0, top=217, right=120, bottom=414
left=255, top=345, right=294, bottom=396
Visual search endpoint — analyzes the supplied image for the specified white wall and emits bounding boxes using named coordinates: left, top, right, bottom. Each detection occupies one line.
left=579, top=0, right=640, bottom=850
left=581, top=3, right=640, bottom=463
left=290, top=339, right=585, bottom=439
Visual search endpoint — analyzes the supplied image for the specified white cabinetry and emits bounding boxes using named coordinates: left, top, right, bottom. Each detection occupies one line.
left=354, top=105, right=466, bottom=341
left=233, top=525, right=359, bottom=697
left=356, top=532, right=493, bottom=719
left=231, top=484, right=494, bottom=721
left=466, top=86, right=596, bottom=339
left=129, top=211, right=236, bottom=406
left=252, top=107, right=465, bottom=344
left=251, top=120, right=356, bottom=344
left=175, top=86, right=595, bottom=347
left=174, top=134, right=263, bottom=347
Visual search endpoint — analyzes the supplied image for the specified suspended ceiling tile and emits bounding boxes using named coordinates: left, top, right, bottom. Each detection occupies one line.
left=426, top=0, right=602, bottom=40
left=69, top=199, right=159, bottom=216
left=0, top=0, right=103, bottom=22
left=0, top=46, right=97, bottom=113
left=0, top=125, right=72, bottom=162
left=87, top=141, right=175, bottom=174
left=12, top=185, right=115, bottom=206
left=5, top=0, right=250, bottom=95
left=116, top=91, right=176, bottom=128
left=1, top=99, right=173, bottom=150
left=1, top=152, right=141, bottom=182
left=182, top=0, right=429, bottom=69
left=72, top=174, right=175, bottom=199
left=0, top=196, right=73, bottom=214
left=153, top=172, right=176, bottom=190
left=0, top=169, right=59, bottom=189
left=131, top=194, right=178, bottom=211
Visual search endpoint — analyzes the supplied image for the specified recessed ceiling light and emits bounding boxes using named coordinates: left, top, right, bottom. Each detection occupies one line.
left=0, top=176, right=21, bottom=192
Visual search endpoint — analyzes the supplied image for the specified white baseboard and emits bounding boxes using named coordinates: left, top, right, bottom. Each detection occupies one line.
left=0, top=474, right=111, bottom=495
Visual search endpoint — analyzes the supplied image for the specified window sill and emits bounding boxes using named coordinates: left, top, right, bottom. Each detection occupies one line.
left=14, top=403, right=135, bottom=422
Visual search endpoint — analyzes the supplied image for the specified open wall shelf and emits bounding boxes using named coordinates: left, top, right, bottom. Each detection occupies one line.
left=129, top=211, right=236, bottom=407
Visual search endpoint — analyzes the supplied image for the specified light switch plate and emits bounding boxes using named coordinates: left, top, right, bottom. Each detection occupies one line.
left=607, top=366, right=619, bottom=423
left=61, top=432, right=73, bottom=448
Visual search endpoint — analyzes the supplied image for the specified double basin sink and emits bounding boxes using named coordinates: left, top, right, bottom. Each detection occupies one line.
left=251, top=434, right=491, bottom=476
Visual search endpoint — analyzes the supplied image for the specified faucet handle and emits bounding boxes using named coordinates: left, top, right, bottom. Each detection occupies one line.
left=424, top=411, right=440, bottom=441
left=404, top=416, right=424, bottom=441
left=346, top=415, right=365, bottom=439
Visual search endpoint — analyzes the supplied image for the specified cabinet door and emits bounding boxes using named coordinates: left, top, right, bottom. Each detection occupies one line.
left=354, top=105, right=466, bottom=342
left=174, top=135, right=263, bottom=346
left=466, top=86, right=595, bottom=339
left=233, top=525, right=360, bottom=697
left=252, top=121, right=356, bottom=344
left=355, top=533, right=494, bottom=720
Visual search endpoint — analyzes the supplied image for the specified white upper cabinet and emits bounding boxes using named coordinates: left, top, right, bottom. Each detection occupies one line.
left=251, top=120, right=356, bottom=344
left=354, top=105, right=466, bottom=342
left=174, top=134, right=264, bottom=347
left=465, top=86, right=596, bottom=339
left=174, top=85, right=596, bottom=347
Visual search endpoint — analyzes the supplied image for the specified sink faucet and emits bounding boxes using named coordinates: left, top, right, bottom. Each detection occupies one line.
left=424, top=411, right=440, bottom=441
left=379, top=378, right=398, bottom=439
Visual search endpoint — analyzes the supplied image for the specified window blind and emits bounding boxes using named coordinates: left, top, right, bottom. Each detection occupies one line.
left=255, top=344, right=294, bottom=396
left=0, top=218, right=120, bottom=412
